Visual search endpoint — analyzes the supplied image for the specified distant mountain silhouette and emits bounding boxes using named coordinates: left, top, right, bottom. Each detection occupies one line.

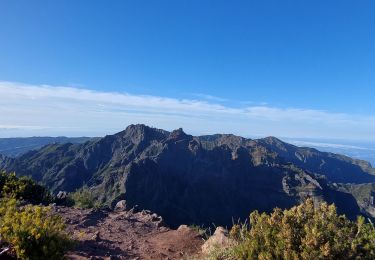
left=1, top=124, right=374, bottom=227
left=0, top=136, right=94, bottom=157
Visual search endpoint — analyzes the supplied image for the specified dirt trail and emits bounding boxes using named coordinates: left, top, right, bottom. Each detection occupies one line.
left=53, top=206, right=204, bottom=260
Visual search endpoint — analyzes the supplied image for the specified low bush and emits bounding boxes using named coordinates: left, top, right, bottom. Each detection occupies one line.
left=210, top=199, right=375, bottom=260
left=0, top=197, right=73, bottom=259
left=189, top=224, right=213, bottom=240
left=69, top=185, right=100, bottom=209
left=0, top=171, right=51, bottom=204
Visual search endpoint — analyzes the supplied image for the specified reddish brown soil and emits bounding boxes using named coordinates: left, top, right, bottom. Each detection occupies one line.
left=52, top=206, right=204, bottom=260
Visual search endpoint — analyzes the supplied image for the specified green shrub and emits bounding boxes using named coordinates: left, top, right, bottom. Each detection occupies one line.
left=0, top=198, right=73, bottom=259
left=215, top=199, right=375, bottom=260
left=0, top=171, right=51, bottom=204
left=69, top=185, right=100, bottom=209
left=189, top=224, right=213, bottom=240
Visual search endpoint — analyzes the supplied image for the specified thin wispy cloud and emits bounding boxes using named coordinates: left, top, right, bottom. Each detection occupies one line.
left=190, top=93, right=228, bottom=102
left=0, top=81, right=374, bottom=140
left=289, top=141, right=375, bottom=151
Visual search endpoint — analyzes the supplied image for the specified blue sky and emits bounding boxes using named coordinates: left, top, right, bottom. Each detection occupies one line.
left=0, top=1, right=374, bottom=140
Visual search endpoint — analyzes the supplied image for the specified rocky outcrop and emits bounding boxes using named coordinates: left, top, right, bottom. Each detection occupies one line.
left=53, top=206, right=203, bottom=259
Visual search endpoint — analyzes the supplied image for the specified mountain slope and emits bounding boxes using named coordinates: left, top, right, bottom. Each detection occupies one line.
left=257, top=136, right=375, bottom=182
left=1, top=124, right=374, bottom=227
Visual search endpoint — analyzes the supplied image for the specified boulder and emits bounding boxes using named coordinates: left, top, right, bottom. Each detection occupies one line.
left=201, top=227, right=233, bottom=255
left=177, top=225, right=191, bottom=232
left=114, top=200, right=127, bottom=211
left=56, top=191, right=68, bottom=200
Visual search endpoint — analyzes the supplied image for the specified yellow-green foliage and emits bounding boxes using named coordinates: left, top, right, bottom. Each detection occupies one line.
left=0, top=171, right=50, bottom=203
left=69, top=185, right=100, bottom=209
left=223, top=199, right=375, bottom=260
left=0, top=198, right=72, bottom=259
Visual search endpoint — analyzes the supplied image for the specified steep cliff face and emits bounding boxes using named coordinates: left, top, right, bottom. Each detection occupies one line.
left=1, top=124, right=374, bottom=227
left=0, top=154, right=14, bottom=169
left=338, top=183, right=375, bottom=218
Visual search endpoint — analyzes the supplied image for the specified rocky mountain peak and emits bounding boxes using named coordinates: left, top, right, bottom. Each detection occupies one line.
left=257, top=136, right=292, bottom=153
left=120, top=124, right=168, bottom=143
left=123, top=124, right=151, bottom=136
left=168, top=128, right=190, bottom=141
left=261, top=136, right=285, bottom=145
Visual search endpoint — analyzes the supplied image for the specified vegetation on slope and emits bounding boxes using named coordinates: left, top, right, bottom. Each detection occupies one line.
left=0, top=198, right=72, bottom=259
left=210, top=199, right=375, bottom=260
left=69, top=185, right=101, bottom=209
left=0, top=171, right=51, bottom=203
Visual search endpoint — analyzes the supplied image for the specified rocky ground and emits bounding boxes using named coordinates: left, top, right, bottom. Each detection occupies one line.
left=52, top=206, right=204, bottom=260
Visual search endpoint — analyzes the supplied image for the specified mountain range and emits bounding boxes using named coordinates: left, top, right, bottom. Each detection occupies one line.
left=0, top=136, right=94, bottom=157
left=286, top=139, right=375, bottom=166
left=0, top=124, right=374, bottom=227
